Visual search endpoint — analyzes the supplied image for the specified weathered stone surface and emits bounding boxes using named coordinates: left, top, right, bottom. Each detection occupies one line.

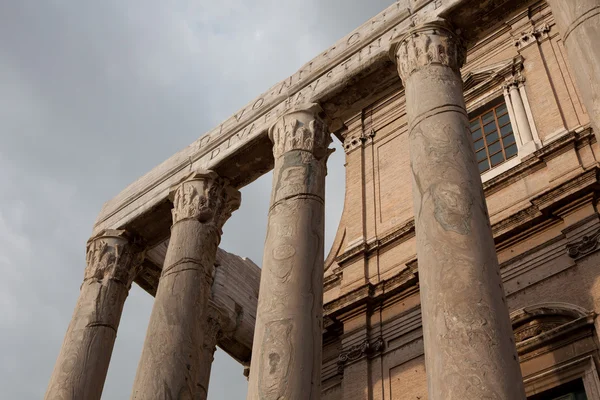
left=45, top=230, right=144, bottom=400
left=91, top=0, right=443, bottom=236
left=546, top=0, right=600, bottom=141
left=246, top=104, right=332, bottom=400
left=130, top=170, right=240, bottom=400
left=391, top=21, right=526, bottom=399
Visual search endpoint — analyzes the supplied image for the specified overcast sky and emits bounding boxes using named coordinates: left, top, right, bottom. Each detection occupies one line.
left=0, top=1, right=395, bottom=398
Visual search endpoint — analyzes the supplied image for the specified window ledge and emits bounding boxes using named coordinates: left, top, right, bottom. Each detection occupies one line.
left=481, top=157, right=520, bottom=183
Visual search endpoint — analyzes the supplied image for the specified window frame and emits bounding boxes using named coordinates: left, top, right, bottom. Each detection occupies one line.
left=469, top=99, right=519, bottom=174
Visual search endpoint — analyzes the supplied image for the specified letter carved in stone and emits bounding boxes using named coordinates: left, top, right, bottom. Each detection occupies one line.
left=170, top=170, right=241, bottom=233
left=84, top=229, right=144, bottom=289
left=390, top=21, right=466, bottom=82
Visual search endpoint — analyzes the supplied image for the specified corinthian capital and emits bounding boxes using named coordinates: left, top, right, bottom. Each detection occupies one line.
left=390, top=21, right=466, bottom=82
left=170, top=170, right=241, bottom=230
left=269, top=103, right=332, bottom=160
left=84, top=229, right=145, bottom=288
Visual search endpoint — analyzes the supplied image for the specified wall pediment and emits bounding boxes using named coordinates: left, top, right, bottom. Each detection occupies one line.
left=462, top=55, right=523, bottom=104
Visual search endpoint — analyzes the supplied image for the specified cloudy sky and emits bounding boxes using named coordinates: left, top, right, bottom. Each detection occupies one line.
left=0, top=1, right=395, bottom=398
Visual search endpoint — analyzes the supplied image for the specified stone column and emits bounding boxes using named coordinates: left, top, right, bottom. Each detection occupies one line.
left=390, top=22, right=526, bottom=400
left=506, top=76, right=534, bottom=145
left=246, top=104, right=332, bottom=400
left=130, top=170, right=240, bottom=400
left=546, top=0, right=600, bottom=139
left=45, top=230, right=144, bottom=400
left=196, top=304, right=224, bottom=397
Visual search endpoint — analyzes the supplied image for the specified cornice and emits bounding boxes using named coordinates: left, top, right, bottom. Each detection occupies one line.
left=324, top=265, right=418, bottom=318
left=335, top=220, right=415, bottom=265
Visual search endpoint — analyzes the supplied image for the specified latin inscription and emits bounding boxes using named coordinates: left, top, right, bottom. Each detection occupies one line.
left=191, top=2, right=410, bottom=161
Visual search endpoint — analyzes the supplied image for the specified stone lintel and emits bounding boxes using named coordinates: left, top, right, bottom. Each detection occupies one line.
left=92, top=1, right=439, bottom=236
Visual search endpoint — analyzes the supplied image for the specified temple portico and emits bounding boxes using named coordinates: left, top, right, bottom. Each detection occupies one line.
left=46, top=1, right=600, bottom=399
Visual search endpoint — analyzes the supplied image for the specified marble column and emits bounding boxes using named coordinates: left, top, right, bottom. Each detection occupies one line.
left=45, top=230, right=144, bottom=400
left=130, top=170, right=240, bottom=400
left=246, top=104, right=332, bottom=400
left=546, top=0, right=600, bottom=139
left=390, top=22, right=526, bottom=399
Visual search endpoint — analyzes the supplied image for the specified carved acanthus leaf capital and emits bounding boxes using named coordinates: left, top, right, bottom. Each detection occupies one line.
left=84, top=229, right=145, bottom=289
left=269, top=103, right=333, bottom=160
left=170, top=170, right=241, bottom=231
left=503, top=73, right=526, bottom=90
left=390, top=21, right=466, bottom=82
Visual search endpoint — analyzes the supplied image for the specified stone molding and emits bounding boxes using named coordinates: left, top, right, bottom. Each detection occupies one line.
left=84, top=229, right=145, bottom=289
left=337, top=337, right=385, bottom=373
left=343, top=128, right=376, bottom=154
left=514, top=22, right=551, bottom=50
left=567, top=229, right=600, bottom=259
left=390, top=20, right=466, bottom=82
left=503, top=73, right=526, bottom=90
left=170, top=170, right=241, bottom=231
left=268, top=103, right=332, bottom=160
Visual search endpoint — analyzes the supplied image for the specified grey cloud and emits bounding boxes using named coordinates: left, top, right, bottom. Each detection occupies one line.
left=0, top=1, right=394, bottom=398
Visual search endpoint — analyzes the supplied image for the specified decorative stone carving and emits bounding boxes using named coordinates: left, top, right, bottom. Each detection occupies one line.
left=514, top=23, right=551, bottom=50
left=390, top=21, right=466, bottom=82
left=246, top=104, right=331, bottom=400
left=46, top=230, right=144, bottom=400
left=337, top=337, right=385, bottom=373
left=343, top=129, right=376, bottom=154
left=269, top=103, right=332, bottom=160
left=503, top=73, right=526, bottom=90
left=391, top=19, right=526, bottom=400
left=131, top=170, right=240, bottom=400
left=171, top=170, right=241, bottom=232
left=567, top=230, right=600, bottom=258
left=85, top=229, right=144, bottom=289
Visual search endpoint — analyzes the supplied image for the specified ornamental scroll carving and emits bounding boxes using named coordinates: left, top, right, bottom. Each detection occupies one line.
left=503, top=73, right=526, bottom=90
left=84, top=229, right=144, bottom=288
left=269, top=104, right=332, bottom=160
left=337, top=337, right=384, bottom=373
left=567, top=229, right=600, bottom=259
left=170, top=170, right=241, bottom=231
left=390, top=21, right=466, bottom=82
left=343, top=129, right=376, bottom=154
left=514, top=23, right=551, bottom=50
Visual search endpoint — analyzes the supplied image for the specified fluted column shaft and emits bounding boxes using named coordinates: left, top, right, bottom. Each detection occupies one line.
left=546, top=0, right=600, bottom=139
left=45, top=230, right=143, bottom=400
left=246, top=104, right=332, bottom=400
left=131, top=170, right=240, bottom=400
left=391, top=22, right=525, bottom=400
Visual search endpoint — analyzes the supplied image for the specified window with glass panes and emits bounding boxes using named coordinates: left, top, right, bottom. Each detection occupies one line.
left=470, top=102, right=518, bottom=173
